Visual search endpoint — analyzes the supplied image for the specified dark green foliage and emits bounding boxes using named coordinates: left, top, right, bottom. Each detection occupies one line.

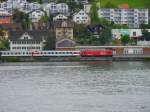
left=104, top=1, right=116, bottom=8
left=27, top=0, right=42, bottom=3
left=90, top=1, right=99, bottom=24
left=13, top=9, right=30, bottom=30
left=0, top=39, right=10, bottom=50
left=1, top=57, right=20, bottom=62
left=98, top=28, right=112, bottom=45
left=140, top=20, right=150, bottom=29
left=40, top=13, right=49, bottom=23
left=121, top=35, right=130, bottom=45
left=0, top=0, right=6, bottom=2
left=142, top=30, right=150, bottom=41
left=44, top=34, right=56, bottom=50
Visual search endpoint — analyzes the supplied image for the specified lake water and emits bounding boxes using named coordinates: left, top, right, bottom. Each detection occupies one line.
left=0, top=62, right=150, bottom=112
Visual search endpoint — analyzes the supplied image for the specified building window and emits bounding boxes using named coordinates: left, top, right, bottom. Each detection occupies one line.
left=133, top=32, right=136, bottom=36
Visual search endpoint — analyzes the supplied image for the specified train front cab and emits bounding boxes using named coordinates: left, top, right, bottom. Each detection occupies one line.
left=80, top=50, right=113, bottom=57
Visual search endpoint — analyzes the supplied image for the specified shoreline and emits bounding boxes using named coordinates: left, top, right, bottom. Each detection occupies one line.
left=1, top=56, right=150, bottom=62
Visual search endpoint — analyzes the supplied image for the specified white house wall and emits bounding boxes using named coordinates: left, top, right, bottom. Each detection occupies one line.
left=112, top=29, right=150, bottom=39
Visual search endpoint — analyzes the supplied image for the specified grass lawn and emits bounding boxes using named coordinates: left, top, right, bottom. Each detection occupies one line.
left=99, top=0, right=150, bottom=8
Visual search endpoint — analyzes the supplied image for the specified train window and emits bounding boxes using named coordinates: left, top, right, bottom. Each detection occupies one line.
left=55, top=52, right=58, bottom=54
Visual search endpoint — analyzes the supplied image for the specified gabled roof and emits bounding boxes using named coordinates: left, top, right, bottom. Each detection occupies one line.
left=87, top=24, right=105, bottom=33
left=73, top=9, right=86, bottom=16
left=56, top=38, right=76, bottom=48
left=119, top=3, right=129, bottom=9
left=9, top=30, right=53, bottom=41
left=53, top=14, right=68, bottom=21
left=53, top=20, right=74, bottom=28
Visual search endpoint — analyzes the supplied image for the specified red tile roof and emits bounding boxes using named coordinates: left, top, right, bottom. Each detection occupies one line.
left=119, top=3, right=129, bottom=9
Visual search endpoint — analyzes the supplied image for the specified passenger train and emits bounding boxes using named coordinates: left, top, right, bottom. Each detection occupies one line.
left=0, top=50, right=113, bottom=57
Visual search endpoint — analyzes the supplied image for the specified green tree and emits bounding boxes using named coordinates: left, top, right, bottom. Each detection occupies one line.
left=142, top=29, right=150, bottom=41
left=104, top=1, right=116, bottom=8
left=90, top=1, right=100, bottom=24
left=0, top=30, right=6, bottom=40
left=121, top=35, right=130, bottom=45
left=98, top=28, right=112, bottom=45
left=40, top=14, right=49, bottom=23
left=44, top=34, right=56, bottom=50
left=0, top=39, right=9, bottom=50
left=13, top=9, right=30, bottom=30
left=140, top=20, right=150, bottom=29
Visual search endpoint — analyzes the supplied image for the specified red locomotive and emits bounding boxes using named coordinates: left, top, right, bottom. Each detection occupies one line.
left=80, top=50, right=113, bottom=57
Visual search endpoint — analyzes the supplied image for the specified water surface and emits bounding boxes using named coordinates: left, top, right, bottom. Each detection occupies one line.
left=0, top=62, right=150, bottom=112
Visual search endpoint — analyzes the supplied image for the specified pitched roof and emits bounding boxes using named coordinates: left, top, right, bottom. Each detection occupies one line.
left=9, top=30, right=54, bottom=41
left=119, top=3, right=129, bottom=9
left=56, top=38, right=76, bottom=48
left=53, top=20, right=74, bottom=28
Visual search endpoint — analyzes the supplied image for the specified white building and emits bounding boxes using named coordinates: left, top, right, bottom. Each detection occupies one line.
left=19, top=2, right=41, bottom=13
left=98, top=8, right=149, bottom=28
left=53, top=14, right=68, bottom=21
left=73, top=10, right=90, bottom=25
left=0, top=2, right=13, bottom=13
left=57, top=3, right=69, bottom=14
left=0, top=8, right=11, bottom=15
left=9, top=31, right=49, bottom=51
left=43, top=2, right=69, bottom=16
left=43, top=2, right=57, bottom=15
left=112, top=29, right=150, bottom=39
left=0, top=0, right=40, bottom=14
left=0, top=0, right=27, bottom=13
left=29, top=9, right=45, bottom=22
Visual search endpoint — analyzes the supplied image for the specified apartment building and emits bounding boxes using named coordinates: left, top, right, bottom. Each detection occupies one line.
left=98, top=8, right=149, bottom=28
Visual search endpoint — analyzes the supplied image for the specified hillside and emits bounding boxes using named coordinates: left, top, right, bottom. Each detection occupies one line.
left=99, top=0, right=150, bottom=8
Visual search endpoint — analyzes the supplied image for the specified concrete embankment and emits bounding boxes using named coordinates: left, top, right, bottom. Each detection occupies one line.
left=113, top=55, right=150, bottom=61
